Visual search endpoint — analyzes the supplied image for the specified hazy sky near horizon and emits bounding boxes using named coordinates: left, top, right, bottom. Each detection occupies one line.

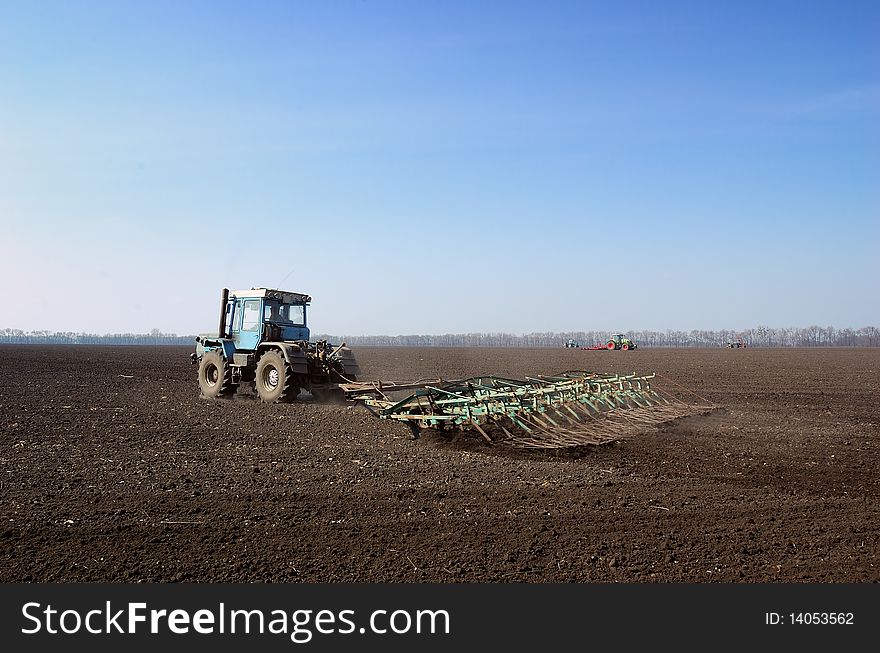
left=1, top=0, right=877, bottom=336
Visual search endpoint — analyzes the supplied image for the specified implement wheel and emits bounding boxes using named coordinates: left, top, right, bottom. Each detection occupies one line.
left=198, top=350, right=236, bottom=398
left=255, top=350, right=299, bottom=403
left=607, top=341, right=616, bottom=350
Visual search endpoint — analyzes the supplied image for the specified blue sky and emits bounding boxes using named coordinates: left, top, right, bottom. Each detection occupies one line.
left=1, top=0, right=877, bottom=335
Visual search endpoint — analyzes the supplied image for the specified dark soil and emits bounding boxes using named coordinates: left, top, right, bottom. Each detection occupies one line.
left=1, top=345, right=877, bottom=582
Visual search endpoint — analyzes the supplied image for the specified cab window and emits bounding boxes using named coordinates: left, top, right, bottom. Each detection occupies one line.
left=241, top=300, right=261, bottom=331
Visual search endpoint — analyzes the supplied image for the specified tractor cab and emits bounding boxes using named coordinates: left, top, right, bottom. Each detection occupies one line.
left=225, top=288, right=311, bottom=350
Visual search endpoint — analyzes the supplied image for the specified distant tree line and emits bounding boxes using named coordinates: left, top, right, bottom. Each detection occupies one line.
left=0, top=328, right=193, bottom=345
left=317, top=325, right=879, bottom=348
left=1, top=325, right=877, bottom=347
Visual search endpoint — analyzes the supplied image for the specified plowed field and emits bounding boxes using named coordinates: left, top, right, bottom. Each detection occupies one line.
left=1, top=346, right=877, bottom=582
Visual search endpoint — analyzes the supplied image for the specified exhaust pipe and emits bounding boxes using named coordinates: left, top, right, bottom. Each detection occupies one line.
left=218, top=288, right=229, bottom=337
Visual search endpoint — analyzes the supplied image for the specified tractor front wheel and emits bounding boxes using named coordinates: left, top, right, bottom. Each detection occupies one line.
left=198, top=350, right=236, bottom=398
left=622, top=344, right=630, bottom=351
left=255, top=350, right=299, bottom=403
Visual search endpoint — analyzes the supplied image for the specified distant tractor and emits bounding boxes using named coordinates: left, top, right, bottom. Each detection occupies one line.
left=564, top=339, right=579, bottom=348
left=726, top=337, right=747, bottom=349
left=191, top=288, right=360, bottom=402
left=606, top=333, right=637, bottom=351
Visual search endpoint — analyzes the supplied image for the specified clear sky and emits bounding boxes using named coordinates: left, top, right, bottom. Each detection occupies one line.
left=1, top=0, right=877, bottom=335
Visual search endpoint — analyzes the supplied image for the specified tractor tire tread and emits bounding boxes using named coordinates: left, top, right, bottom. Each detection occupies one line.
left=255, top=350, right=300, bottom=403
left=198, top=350, right=237, bottom=399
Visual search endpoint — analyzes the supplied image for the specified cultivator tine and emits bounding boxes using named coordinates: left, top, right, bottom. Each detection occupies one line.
left=498, top=421, right=516, bottom=440
left=470, top=420, right=494, bottom=444
left=346, top=370, right=716, bottom=450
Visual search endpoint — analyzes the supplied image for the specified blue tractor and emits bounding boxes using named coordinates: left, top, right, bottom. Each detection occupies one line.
left=191, top=288, right=360, bottom=402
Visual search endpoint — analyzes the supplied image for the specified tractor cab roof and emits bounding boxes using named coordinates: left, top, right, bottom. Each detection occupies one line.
left=230, top=288, right=312, bottom=304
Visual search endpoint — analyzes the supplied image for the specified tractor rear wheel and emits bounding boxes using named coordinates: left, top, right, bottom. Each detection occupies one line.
left=607, top=341, right=616, bottom=350
left=255, top=350, right=299, bottom=403
left=198, top=350, right=236, bottom=398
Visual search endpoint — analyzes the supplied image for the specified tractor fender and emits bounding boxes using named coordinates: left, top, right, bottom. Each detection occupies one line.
left=196, top=337, right=236, bottom=360
left=258, top=342, right=309, bottom=375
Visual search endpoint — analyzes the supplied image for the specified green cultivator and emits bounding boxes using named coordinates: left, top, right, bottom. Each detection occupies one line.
left=343, top=371, right=713, bottom=449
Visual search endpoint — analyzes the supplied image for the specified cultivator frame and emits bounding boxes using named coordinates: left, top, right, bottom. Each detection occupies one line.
left=343, top=370, right=713, bottom=449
